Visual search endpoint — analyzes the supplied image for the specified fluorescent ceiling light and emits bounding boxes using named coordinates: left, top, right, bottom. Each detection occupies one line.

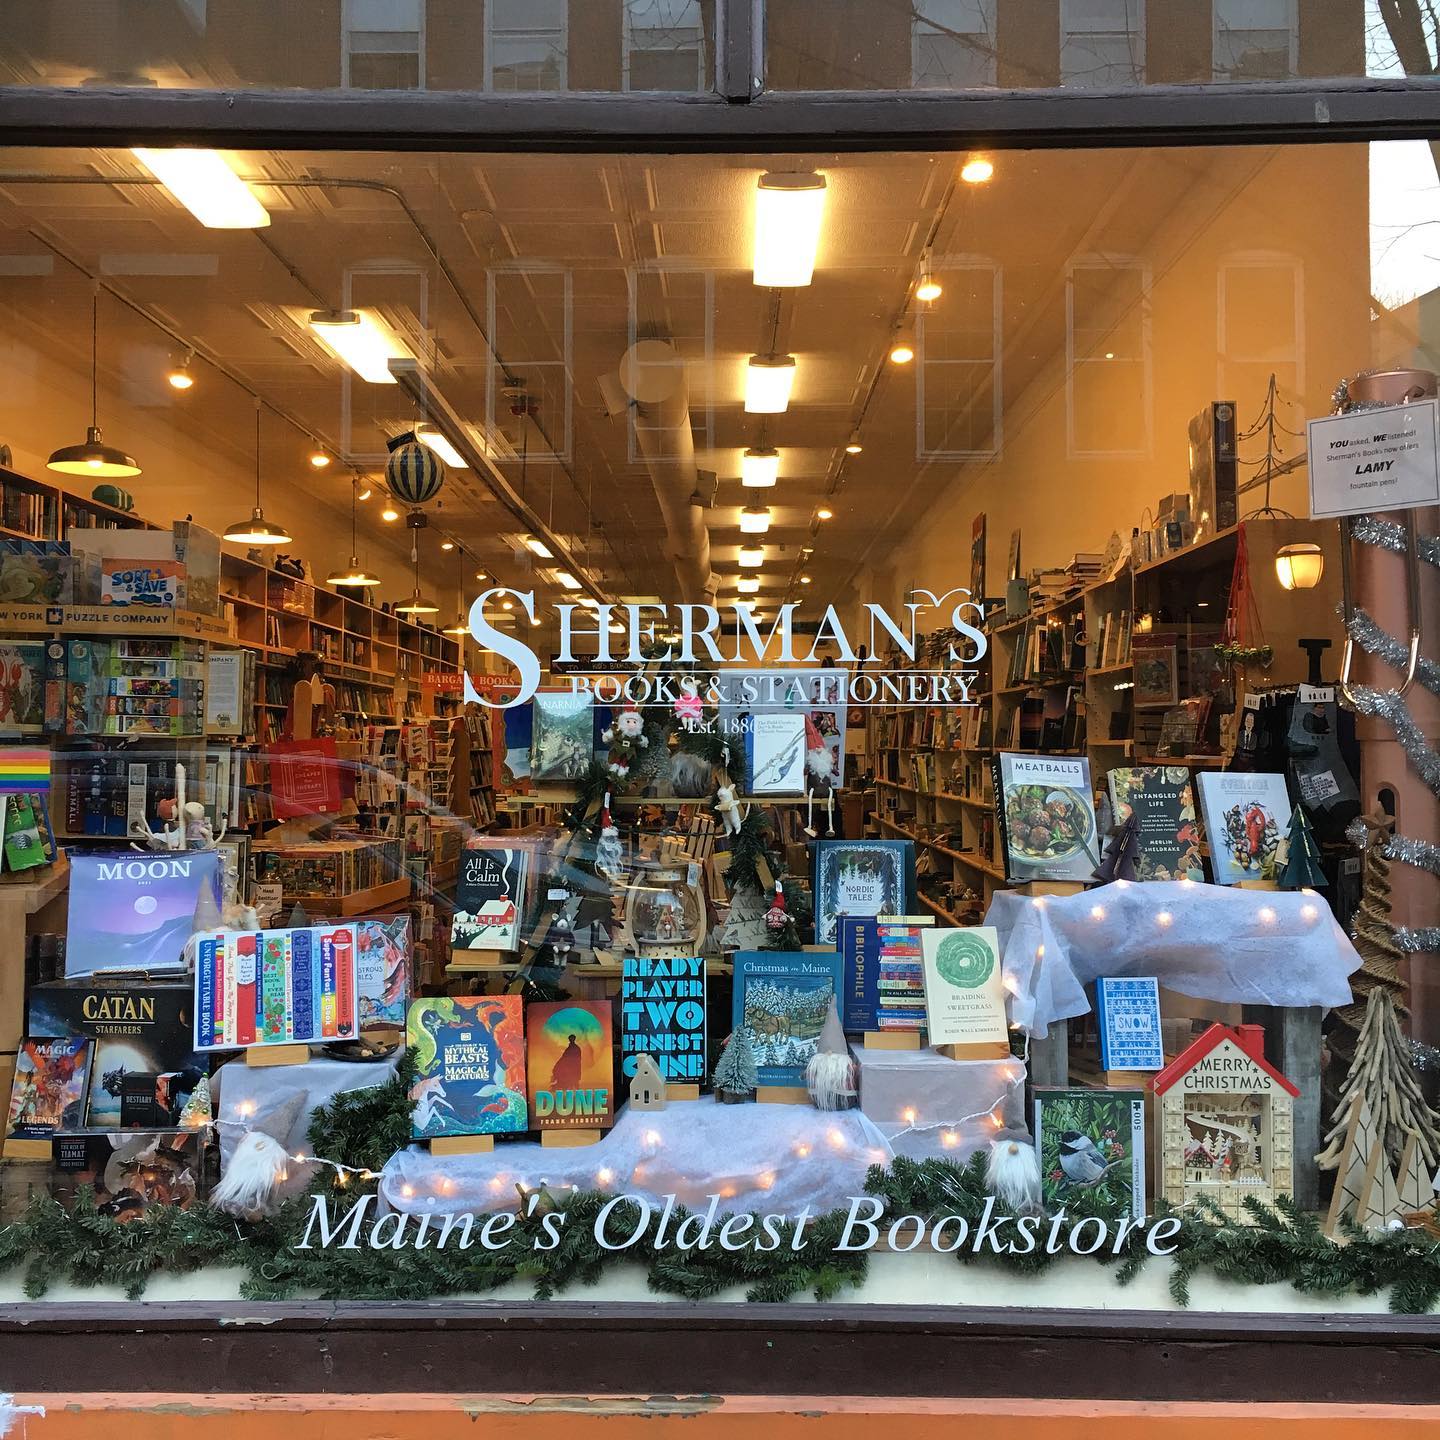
left=308, top=309, right=409, bottom=384
left=740, top=505, right=770, bottom=534
left=753, top=172, right=826, bottom=288
left=741, top=447, right=780, bottom=488
left=132, top=148, right=271, bottom=229
left=736, top=576, right=760, bottom=594
left=739, top=545, right=764, bottom=568
left=415, top=425, right=467, bottom=469
left=525, top=536, right=554, bottom=559
left=554, top=570, right=581, bottom=590
left=745, top=353, right=797, bottom=414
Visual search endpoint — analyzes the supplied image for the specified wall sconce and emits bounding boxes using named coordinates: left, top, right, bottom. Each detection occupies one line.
left=1275, top=542, right=1324, bottom=591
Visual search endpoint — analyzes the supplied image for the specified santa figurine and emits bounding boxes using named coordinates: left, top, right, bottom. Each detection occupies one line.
left=765, top=879, right=789, bottom=934
left=601, top=702, right=649, bottom=780
left=805, top=715, right=835, bottom=795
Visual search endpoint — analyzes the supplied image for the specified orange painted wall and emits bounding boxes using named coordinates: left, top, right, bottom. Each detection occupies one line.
left=14, top=1395, right=1440, bottom=1440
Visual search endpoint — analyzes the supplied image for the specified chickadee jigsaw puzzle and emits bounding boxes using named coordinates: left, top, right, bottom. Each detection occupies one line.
left=1034, top=1088, right=1146, bottom=1220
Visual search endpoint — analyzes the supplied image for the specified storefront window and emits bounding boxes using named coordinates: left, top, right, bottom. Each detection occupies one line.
left=0, top=138, right=1436, bottom=1325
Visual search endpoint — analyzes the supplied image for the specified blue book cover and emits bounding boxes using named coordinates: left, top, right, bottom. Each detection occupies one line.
left=732, top=950, right=843, bottom=1087
left=812, top=839, right=915, bottom=947
left=838, top=915, right=879, bottom=1031
left=1096, top=976, right=1164, bottom=1071
left=65, top=850, right=222, bottom=978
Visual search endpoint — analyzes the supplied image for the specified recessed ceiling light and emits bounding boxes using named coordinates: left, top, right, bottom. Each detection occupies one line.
left=961, top=156, right=994, bottom=185
left=554, top=570, right=581, bottom=590
left=502, top=599, right=515, bottom=612
left=440, top=540, right=455, bottom=551
left=132, top=147, right=271, bottom=228
left=525, top=536, right=554, bottom=559
left=816, top=507, right=834, bottom=521
left=753, top=172, right=826, bottom=288
left=739, top=545, right=764, bottom=568
left=744, top=353, right=797, bottom=414
left=800, top=574, right=813, bottom=585
left=742, top=447, right=780, bottom=488
left=740, top=505, right=770, bottom=534
left=415, top=424, right=467, bottom=469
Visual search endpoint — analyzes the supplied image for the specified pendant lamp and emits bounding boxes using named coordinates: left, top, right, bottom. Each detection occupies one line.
left=48, top=289, right=142, bottom=478
left=328, top=476, right=381, bottom=587
left=443, top=546, right=469, bottom=634
left=224, top=403, right=292, bottom=545
left=394, top=539, right=438, bottom=615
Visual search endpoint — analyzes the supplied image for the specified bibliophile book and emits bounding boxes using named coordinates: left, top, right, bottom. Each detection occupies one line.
left=26, top=980, right=204, bottom=1130
left=192, top=923, right=358, bottom=1052
left=732, top=950, right=843, bottom=1088
left=1095, top=977, right=1164, bottom=1072
left=920, top=926, right=1008, bottom=1046
left=1105, top=766, right=1204, bottom=882
left=526, top=1000, right=615, bottom=1131
left=621, top=953, right=706, bottom=1085
left=838, top=915, right=880, bottom=1032
left=356, top=914, right=411, bottom=1029
left=1197, top=771, right=1292, bottom=885
left=992, top=753, right=1099, bottom=883
left=65, top=850, right=224, bottom=978
left=451, top=844, right=529, bottom=951
left=7, top=1037, right=89, bottom=1141
left=407, top=996, right=528, bottom=1138
left=1034, top=1086, right=1146, bottom=1220
left=530, top=692, right=594, bottom=783
left=813, top=839, right=915, bottom=947
left=839, top=916, right=929, bottom=1034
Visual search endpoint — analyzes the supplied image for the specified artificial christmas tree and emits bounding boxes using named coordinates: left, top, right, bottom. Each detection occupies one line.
left=1092, top=812, right=1140, bottom=884
left=712, top=1027, right=757, bottom=1103
left=1280, top=804, right=1327, bottom=890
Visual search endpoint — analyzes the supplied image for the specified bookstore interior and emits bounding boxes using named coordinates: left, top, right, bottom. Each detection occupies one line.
left=0, top=136, right=1437, bottom=1310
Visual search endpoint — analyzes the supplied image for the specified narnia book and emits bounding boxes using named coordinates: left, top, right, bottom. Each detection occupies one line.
left=992, top=753, right=1099, bottom=883
left=1197, top=771, right=1291, bottom=885
left=732, top=950, right=843, bottom=1088
left=451, top=844, right=529, bottom=952
left=527, top=1000, right=615, bottom=1131
left=65, top=850, right=224, bottom=978
left=812, top=839, right=915, bottom=947
left=530, top=692, right=594, bottom=783
left=621, top=954, right=707, bottom=1085
left=1033, top=1086, right=1147, bottom=1220
left=1105, top=766, right=1204, bottom=882
left=408, top=996, right=528, bottom=1138
left=7, top=1037, right=89, bottom=1141
left=920, top=926, right=1008, bottom=1046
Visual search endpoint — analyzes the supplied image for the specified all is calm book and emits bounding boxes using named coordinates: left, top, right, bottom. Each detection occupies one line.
left=407, top=996, right=528, bottom=1138
left=732, top=950, right=843, bottom=1088
left=812, top=838, right=915, bottom=947
left=1106, top=765, right=1204, bottom=882
left=526, top=1000, right=615, bottom=1131
left=992, top=752, right=1099, bottom=883
left=451, top=843, right=530, bottom=951
left=1196, top=771, right=1292, bottom=885
left=1033, top=1086, right=1147, bottom=1220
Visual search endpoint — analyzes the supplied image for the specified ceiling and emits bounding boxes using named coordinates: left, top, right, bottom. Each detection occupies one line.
left=0, top=142, right=1286, bottom=619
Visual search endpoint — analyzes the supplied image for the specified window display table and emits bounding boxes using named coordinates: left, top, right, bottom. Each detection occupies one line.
left=381, top=1100, right=894, bottom=1219
left=854, top=1044, right=1027, bottom=1163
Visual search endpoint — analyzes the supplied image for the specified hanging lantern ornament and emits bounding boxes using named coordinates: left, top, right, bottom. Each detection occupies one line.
left=765, top=879, right=789, bottom=933
left=385, top=430, right=445, bottom=523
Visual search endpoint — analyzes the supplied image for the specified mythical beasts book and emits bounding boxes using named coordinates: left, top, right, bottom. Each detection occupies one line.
left=407, top=996, right=528, bottom=1139
left=526, top=1000, right=615, bottom=1131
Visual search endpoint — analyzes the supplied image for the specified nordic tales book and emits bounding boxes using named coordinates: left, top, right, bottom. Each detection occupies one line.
left=812, top=839, right=915, bottom=948
left=526, top=999, right=615, bottom=1131
left=451, top=844, right=529, bottom=952
left=732, top=950, right=843, bottom=1088
left=407, top=996, right=528, bottom=1139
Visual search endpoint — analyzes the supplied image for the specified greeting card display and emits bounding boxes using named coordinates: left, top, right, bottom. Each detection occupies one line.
left=813, top=839, right=914, bottom=947
left=1197, top=771, right=1291, bottom=885
left=526, top=1000, right=615, bottom=1131
left=408, top=996, right=528, bottom=1138
left=192, top=924, right=358, bottom=1051
left=66, top=850, right=223, bottom=978
left=732, top=950, right=843, bottom=1088
left=620, top=954, right=706, bottom=1084
left=451, top=844, right=529, bottom=951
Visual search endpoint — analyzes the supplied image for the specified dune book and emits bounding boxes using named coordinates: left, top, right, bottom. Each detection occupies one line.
left=527, top=999, right=615, bottom=1131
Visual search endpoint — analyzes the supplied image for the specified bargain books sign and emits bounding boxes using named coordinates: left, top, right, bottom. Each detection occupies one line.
left=466, top=587, right=988, bottom=710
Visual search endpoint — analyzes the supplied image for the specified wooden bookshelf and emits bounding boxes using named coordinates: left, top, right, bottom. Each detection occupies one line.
left=0, top=465, right=153, bottom=542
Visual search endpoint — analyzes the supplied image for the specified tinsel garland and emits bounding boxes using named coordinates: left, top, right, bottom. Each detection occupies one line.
left=1343, top=684, right=1440, bottom=795
left=1350, top=515, right=1440, bottom=570
left=1342, top=607, right=1440, bottom=698
left=5, top=1068, right=1440, bottom=1310
left=1384, top=833, right=1440, bottom=880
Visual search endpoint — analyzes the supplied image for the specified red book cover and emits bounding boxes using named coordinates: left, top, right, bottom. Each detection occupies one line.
left=234, top=934, right=257, bottom=1047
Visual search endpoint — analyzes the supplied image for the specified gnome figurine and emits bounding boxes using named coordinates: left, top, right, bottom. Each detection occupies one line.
left=805, top=998, right=857, bottom=1111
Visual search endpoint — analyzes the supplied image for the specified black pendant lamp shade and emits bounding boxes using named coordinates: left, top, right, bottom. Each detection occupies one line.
left=223, top=404, right=292, bottom=546
left=48, top=290, right=142, bottom=479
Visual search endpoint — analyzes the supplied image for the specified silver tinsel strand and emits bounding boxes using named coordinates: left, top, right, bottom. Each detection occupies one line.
left=1350, top=515, right=1440, bottom=570
left=1342, top=606, right=1440, bottom=698
left=1398, top=927, right=1440, bottom=954
left=1384, top=833, right=1440, bottom=879
left=1344, top=685, right=1440, bottom=795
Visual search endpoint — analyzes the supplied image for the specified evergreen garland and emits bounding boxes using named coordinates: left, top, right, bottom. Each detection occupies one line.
left=4, top=1071, right=1440, bottom=1311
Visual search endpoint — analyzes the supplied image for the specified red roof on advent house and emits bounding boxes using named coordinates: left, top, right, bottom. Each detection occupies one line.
left=1151, top=1022, right=1300, bottom=1099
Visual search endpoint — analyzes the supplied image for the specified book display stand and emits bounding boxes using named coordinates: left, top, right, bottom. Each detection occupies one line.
left=244, top=1043, right=311, bottom=1068
left=431, top=1134, right=494, bottom=1156
left=540, top=1129, right=604, bottom=1148
left=756, top=1085, right=811, bottom=1105
left=863, top=1030, right=921, bottom=1051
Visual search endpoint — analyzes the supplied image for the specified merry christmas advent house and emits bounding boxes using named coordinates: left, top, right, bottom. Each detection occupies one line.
left=1152, top=1023, right=1298, bottom=1222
